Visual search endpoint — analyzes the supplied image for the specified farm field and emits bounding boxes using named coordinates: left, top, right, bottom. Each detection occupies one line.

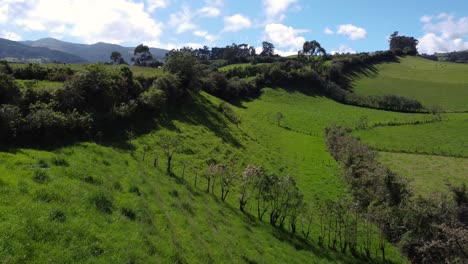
left=352, top=56, right=468, bottom=112
left=10, top=63, right=164, bottom=78
left=378, top=152, right=468, bottom=196
left=353, top=118, right=468, bottom=158
left=0, top=86, right=411, bottom=262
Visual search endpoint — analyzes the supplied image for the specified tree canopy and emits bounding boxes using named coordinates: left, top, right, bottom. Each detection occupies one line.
left=260, top=41, right=275, bottom=57
left=389, top=32, right=418, bottom=55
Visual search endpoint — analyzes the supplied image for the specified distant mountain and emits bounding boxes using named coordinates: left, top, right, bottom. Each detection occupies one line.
left=0, top=38, right=88, bottom=64
left=21, top=38, right=169, bottom=63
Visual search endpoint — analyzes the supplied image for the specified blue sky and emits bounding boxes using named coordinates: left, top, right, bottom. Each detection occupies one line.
left=1, top=0, right=468, bottom=55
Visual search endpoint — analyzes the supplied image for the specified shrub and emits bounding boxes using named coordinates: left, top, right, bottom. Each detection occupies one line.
left=138, top=86, right=166, bottom=110
left=0, top=73, right=21, bottom=104
left=0, top=104, right=23, bottom=140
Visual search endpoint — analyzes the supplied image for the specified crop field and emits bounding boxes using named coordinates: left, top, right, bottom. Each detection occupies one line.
left=0, top=85, right=410, bottom=262
left=352, top=56, right=468, bottom=112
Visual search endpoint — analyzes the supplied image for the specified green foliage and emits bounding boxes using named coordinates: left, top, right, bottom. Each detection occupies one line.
left=389, top=32, right=418, bottom=55
left=0, top=73, right=21, bottom=104
left=164, top=49, right=202, bottom=90
left=260, top=41, right=275, bottom=57
left=138, top=85, right=166, bottom=110
left=0, top=89, right=412, bottom=263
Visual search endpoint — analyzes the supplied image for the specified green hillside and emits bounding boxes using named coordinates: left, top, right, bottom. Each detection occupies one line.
left=0, top=87, right=414, bottom=263
left=352, top=56, right=468, bottom=112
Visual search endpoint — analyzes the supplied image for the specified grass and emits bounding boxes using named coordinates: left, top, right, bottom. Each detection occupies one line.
left=10, top=63, right=164, bottom=78
left=0, top=86, right=413, bottom=262
left=352, top=56, right=468, bottom=112
left=219, top=63, right=268, bottom=71
left=378, top=152, right=468, bottom=197
left=15, top=79, right=64, bottom=91
left=353, top=117, right=468, bottom=158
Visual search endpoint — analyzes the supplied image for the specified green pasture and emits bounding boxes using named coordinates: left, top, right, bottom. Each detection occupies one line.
left=352, top=56, right=468, bottom=112
left=0, top=87, right=409, bottom=263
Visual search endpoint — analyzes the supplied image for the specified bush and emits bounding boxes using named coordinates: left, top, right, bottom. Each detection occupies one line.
left=0, top=104, right=23, bottom=140
left=0, top=73, right=20, bottom=104
left=138, top=86, right=166, bottom=110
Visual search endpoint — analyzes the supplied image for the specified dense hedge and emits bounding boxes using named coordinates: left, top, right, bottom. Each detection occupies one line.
left=325, top=126, right=468, bottom=263
left=0, top=65, right=168, bottom=145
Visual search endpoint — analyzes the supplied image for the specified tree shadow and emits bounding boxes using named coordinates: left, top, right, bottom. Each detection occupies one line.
left=162, top=92, right=243, bottom=148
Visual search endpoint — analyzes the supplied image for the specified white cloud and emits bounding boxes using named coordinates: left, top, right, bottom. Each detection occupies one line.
left=169, top=5, right=196, bottom=34
left=420, top=15, right=432, bottom=23
left=263, top=0, right=297, bottom=21
left=337, top=24, right=367, bottom=40
left=331, top=44, right=356, bottom=55
left=198, top=6, right=220, bottom=17
left=193, top=30, right=217, bottom=43
left=264, top=23, right=306, bottom=54
left=324, top=27, right=334, bottom=35
left=146, top=0, right=169, bottom=12
left=224, top=14, right=251, bottom=32
left=0, top=0, right=25, bottom=24
left=418, top=14, right=468, bottom=54
left=11, top=0, right=162, bottom=45
left=1, top=31, right=22, bottom=41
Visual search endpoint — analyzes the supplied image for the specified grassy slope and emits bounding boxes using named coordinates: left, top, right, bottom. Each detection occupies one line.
left=378, top=152, right=468, bottom=196
left=352, top=56, right=468, bottom=112
left=0, top=88, right=423, bottom=263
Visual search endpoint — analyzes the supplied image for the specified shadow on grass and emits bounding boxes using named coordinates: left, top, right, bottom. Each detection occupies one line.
left=162, top=92, right=243, bottom=148
left=0, top=91, right=243, bottom=154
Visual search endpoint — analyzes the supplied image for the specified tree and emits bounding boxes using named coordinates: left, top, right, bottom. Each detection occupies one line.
left=302, top=40, right=326, bottom=56
left=164, top=49, right=201, bottom=90
left=239, top=165, right=264, bottom=212
left=110, top=51, right=124, bottom=65
left=220, top=163, right=237, bottom=201
left=134, top=44, right=150, bottom=55
left=389, top=32, right=418, bottom=55
left=0, top=73, right=20, bottom=104
left=155, top=132, right=181, bottom=175
left=260, top=41, right=275, bottom=57
left=133, top=44, right=156, bottom=66
left=138, top=84, right=166, bottom=110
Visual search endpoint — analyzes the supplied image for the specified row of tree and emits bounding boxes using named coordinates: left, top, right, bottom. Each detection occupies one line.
left=146, top=131, right=411, bottom=261
left=325, top=126, right=467, bottom=263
